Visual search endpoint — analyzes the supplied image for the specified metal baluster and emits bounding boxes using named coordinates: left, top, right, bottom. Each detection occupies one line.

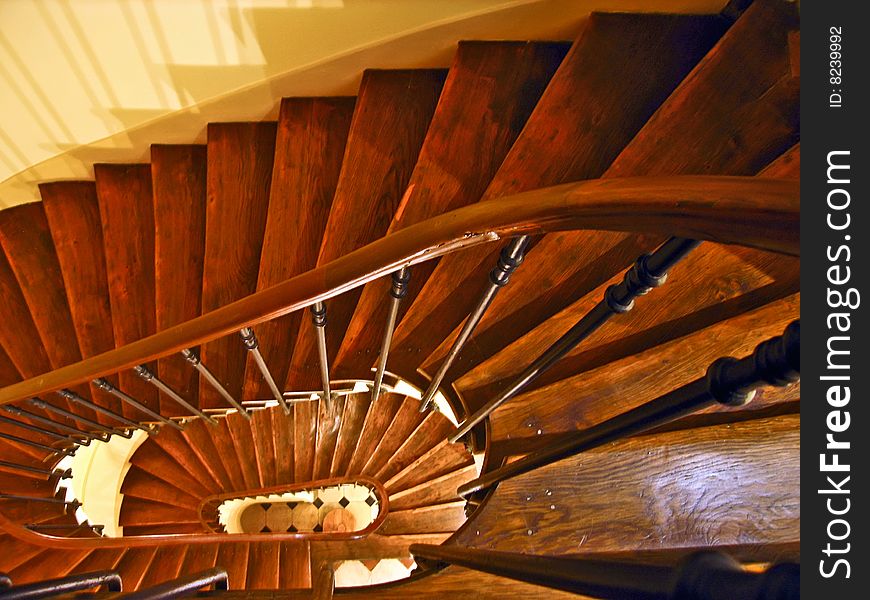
left=0, top=459, right=71, bottom=480
left=1, top=405, right=102, bottom=444
left=134, top=365, right=217, bottom=425
left=238, top=330, right=286, bottom=415
left=182, top=349, right=251, bottom=418
left=0, top=494, right=81, bottom=511
left=28, top=397, right=131, bottom=439
left=449, top=236, right=700, bottom=442
left=0, top=570, right=122, bottom=598
left=57, top=389, right=150, bottom=433
left=121, top=567, right=228, bottom=599
left=93, top=378, right=182, bottom=431
left=458, top=320, right=800, bottom=498
left=311, top=302, right=331, bottom=400
left=0, top=430, right=76, bottom=456
left=420, top=236, right=529, bottom=412
left=372, top=267, right=411, bottom=404
left=0, top=413, right=84, bottom=445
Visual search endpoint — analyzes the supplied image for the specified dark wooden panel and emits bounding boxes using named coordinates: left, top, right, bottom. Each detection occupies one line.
left=361, top=396, right=427, bottom=476
left=389, top=464, right=476, bottom=511
left=384, top=438, right=475, bottom=495
left=129, top=439, right=213, bottom=498
left=138, top=545, right=188, bottom=588
left=375, top=411, right=455, bottom=483
left=242, top=98, right=354, bottom=400
left=279, top=541, right=312, bottom=589
left=380, top=501, right=466, bottom=535
left=123, top=524, right=205, bottom=536
left=271, top=406, right=295, bottom=484
left=183, top=418, right=233, bottom=490
left=390, top=13, right=728, bottom=377
left=312, top=395, right=345, bottom=480
left=0, top=471, right=56, bottom=496
left=211, top=417, right=248, bottom=490
left=151, top=424, right=222, bottom=494
left=761, top=142, right=800, bottom=177
left=251, top=407, right=277, bottom=487
left=345, top=392, right=404, bottom=476
left=488, top=294, right=799, bottom=441
left=293, top=400, right=317, bottom=483
left=152, top=145, right=207, bottom=417
left=329, top=394, right=371, bottom=477
left=334, top=42, right=569, bottom=378
left=0, top=204, right=92, bottom=418
left=285, top=69, right=446, bottom=391
left=114, top=547, right=159, bottom=591
left=456, top=415, right=799, bottom=556
left=121, top=467, right=202, bottom=511
left=246, top=541, right=280, bottom=589
left=200, top=123, right=277, bottom=409
left=216, top=542, right=250, bottom=590
left=41, top=182, right=124, bottom=422
left=226, top=410, right=260, bottom=489
left=119, top=496, right=199, bottom=527
left=95, top=163, right=159, bottom=417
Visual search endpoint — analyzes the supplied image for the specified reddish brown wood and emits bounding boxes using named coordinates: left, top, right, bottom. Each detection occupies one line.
left=217, top=542, right=250, bottom=590
left=151, top=425, right=221, bottom=494
left=114, top=547, right=159, bottom=591
left=389, top=465, right=476, bottom=511
left=286, top=69, right=446, bottom=391
left=390, top=13, right=727, bottom=377
left=0, top=536, right=44, bottom=574
left=271, top=407, right=295, bottom=484
left=200, top=123, right=277, bottom=409
left=0, top=472, right=56, bottom=496
left=41, top=182, right=124, bottom=423
left=123, top=524, right=204, bottom=536
left=121, top=468, right=202, bottom=511
left=310, top=533, right=450, bottom=563
left=129, top=440, right=212, bottom=499
left=182, top=418, right=233, bottom=491
left=211, top=418, right=248, bottom=490
left=66, top=548, right=126, bottom=577
left=226, top=411, right=260, bottom=489
left=761, top=143, right=800, bottom=178
left=334, top=42, right=569, bottom=378
left=375, top=411, right=455, bottom=483
left=251, top=408, right=277, bottom=487
left=152, top=145, right=207, bottom=417
left=178, top=543, right=220, bottom=577
left=361, top=397, right=427, bottom=476
left=138, top=545, right=188, bottom=588
left=293, top=401, right=317, bottom=482
left=280, top=541, right=312, bottom=589
left=119, top=497, right=199, bottom=527
left=242, top=98, right=354, bottom=401
left=457, top=415, right=799, bottom=557
left=345, top=393, right=404, bottom=476
left=246, top=541, right=281, bottom=589
left=8, top=548, right=91, bottom=584
left=384, top=438, right=475, bottom=494
left=95, top=164, right=159, bottom=417
left=380, top=501, right=466, bottom=535
left=329, top=394, right=371, bottom=477
left=312, top=396, right=345, bottom=480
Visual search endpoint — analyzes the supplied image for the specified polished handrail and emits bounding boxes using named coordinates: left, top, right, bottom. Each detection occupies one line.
left=0, top=176, right=798, bottom=407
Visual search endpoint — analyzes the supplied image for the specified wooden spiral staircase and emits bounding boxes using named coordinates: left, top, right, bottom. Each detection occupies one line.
left=0, top=0, right=800, bottom=597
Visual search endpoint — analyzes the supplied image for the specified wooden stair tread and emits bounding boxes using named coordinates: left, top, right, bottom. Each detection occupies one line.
left=128, top=442, right=212, bottom=499
left=210, top=417, right=249, bottom=490
left=285, top=69, right=446, bottom=391
left=8, top=548, right=91, bottom=584
left=119, top=497, right=199, bottom=526
left=199, top=122, right=277, bottom=409
left=226, top=411, right=261, bottom=489
left=241, top=98, right=354, bottom=401
left=312, top=395, right=346, bottom=480
left=279, top=541, right=312, bottom=589
left=151, top=425, right=222, bottom=494
left=152, top=144, right=207, bottom=417
left=121, top=467, right=202, bottom=511
left=375, top=411, right=455, bottom=483
left=41, top=181, right=124, bottom=423
left=361, top=396, right=427, bottom=476
left=270, top=407, right=295, bottom=484
left=345, top=393, right=404, bottom=476
left=384, top=438, right=475, bottom=494
left=293, top=400, right=317, bottom=483
left=182, top=418, right=233, bottom=490
left=138, top=545, right=188, bottom=588
left=329, top=394, right=371, bottom=477
left=333, top=41, right=569, bottom=378
left=245, top=541, right=281, bottom=589
left=95, top=163, right=159, bottom=418
left=217, top=542, right=250, bottom=591
left=250, top=408, right=278, bottom=487
left=380, top=501, right=467, bottom=535
left=389, top=464, right=477, bottom=511
left=123, top=524, right=204, bottom=536
left=178, top=543, right=220, bottom=576
left=389, top=13, right=728, bottom=378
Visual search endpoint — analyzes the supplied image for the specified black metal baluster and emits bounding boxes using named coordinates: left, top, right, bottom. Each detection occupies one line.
left=1, top=405, right=102, bottom=444
left=134, top=365, right=217, bottom=424
left=0, top=413, right=84, bottom=445
left=27, top=398, right=131, bottom=439
left=57, top=389, right=150, bottom=433
left=0, top=460, right=71, bottom=480
left=372, top=267, right=411, bottom=404
left=0, top=494, right=81, bottom=511
left=93, top=378, right=182, bottom=431
left=0, top=570, right=121, bottom=599
left=238, top=329, right=286, bottom=415
left=0, top=430, right=75, bottom=456
left=459, top=320, right=800, bottom=497
left=311, top=302, right=331, bottom=401
left=450, top=236, right=700, bottom=442
left=181, top=348, right=251, bottom=418
left=120, top=567, right=227, bottom=599
left=420, top=236, right=530, bottom=412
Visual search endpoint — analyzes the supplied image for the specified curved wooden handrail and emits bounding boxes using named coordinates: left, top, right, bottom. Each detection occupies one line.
left=0, top=176, right=798, bottom=407
left=196, top=476, right=388, bottom=535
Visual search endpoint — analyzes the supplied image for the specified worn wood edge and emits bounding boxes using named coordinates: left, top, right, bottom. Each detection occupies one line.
left=0, top=176, right=798, bottom=406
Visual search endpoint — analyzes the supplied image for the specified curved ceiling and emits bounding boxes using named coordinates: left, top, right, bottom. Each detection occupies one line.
left=0, top=0, right=725, bottom=208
